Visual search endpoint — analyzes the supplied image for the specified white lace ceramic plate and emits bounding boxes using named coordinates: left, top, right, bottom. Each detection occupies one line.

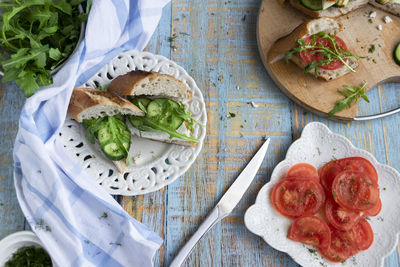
left=58, top=51, right=207, bottom=195
left=244, top=122, right=400, bottom=267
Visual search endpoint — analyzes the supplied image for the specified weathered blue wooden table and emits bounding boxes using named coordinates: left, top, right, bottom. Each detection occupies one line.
left=0, top=1, right=399, bottom=266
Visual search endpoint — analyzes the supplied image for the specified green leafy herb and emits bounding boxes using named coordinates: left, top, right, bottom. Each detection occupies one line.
left=0, top=0, right=90, bottom=96
left=329, top=82, right=369, bottom=117
left=285, top=31, right=364, bottom=77
left=5, top=246, right=52, bottom=267
left=128, top=98, right=202, bottom=143
left=308, top=248, right=317, bottom=254
left=100, top=212, right=108, bottom=219
left=168, top=34, right=177, bottom=42
left=368, top=44, right=375, bottom=53
left=35, top=219, right=51, bottom=232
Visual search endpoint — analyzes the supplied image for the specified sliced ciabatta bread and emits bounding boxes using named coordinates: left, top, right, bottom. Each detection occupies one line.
left=68, top=87, right=144, bottom=123
left=271, top=18, right=358, bottom=81
left=107, top=70, right=192, bottom=101
left=289, top=0, right=368, bottom=18
left=108, top=71, right=198, bottom=147
left=369, top=1, right=400, bottom=16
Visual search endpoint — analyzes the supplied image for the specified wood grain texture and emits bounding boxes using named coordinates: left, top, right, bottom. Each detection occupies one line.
left=0, top=0, right=399, bottom=267
left=0, top=82, right=26, bottom=238
left=258, top=0, right=400, bottom=120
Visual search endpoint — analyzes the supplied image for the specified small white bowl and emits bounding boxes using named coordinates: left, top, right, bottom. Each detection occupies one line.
left=0, top=231, right=57, bottom=267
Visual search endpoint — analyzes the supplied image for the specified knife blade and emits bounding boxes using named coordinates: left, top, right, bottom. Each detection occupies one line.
left=169, top=138, right=271, bottom=267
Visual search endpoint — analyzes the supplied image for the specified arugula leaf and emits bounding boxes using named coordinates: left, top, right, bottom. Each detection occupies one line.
left=128, top=98, right=202, bottom=143
left=285, top=31, right=365, bottom=76
left=329, top=82, right=369, bottom=117
left=136, top=117, right=199, bottom=143
left=0, top=0, right=90, bottom=96
left=49, top=48, right=62, bottom=61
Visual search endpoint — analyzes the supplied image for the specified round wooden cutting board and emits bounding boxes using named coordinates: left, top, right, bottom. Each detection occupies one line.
left=257, top=0, right=400, bottom=120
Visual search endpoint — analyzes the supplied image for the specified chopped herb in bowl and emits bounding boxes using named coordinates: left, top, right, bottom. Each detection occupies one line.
left=5, top=246, right=52, bottom=267
left=0, top=0, right=91, bottom=97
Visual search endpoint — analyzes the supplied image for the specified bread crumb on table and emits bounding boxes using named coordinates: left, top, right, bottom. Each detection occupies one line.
left=377, top=25, right=382, bottom=31
left=383, top=16, right=392, bottom=24
left=369, top=11, right=376, bottom=18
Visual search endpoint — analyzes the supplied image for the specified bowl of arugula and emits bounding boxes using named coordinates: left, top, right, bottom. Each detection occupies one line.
left=0, top=0, right=89, bottom=97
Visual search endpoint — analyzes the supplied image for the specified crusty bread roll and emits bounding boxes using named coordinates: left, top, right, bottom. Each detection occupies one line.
left=270, top=17, right=358, bottom=81
left=108, top=70, right=197, bottom=147
left=68, top=87, right=144, bottom=123
left=107, top=70, right=192, bottom=100
left=289, top=0, right=368, bottom=18
left=369, top=1, right=400, bottom=17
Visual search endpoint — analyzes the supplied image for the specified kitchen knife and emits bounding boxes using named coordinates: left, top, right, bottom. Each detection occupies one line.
left=169, top=137, right=271, bottom=267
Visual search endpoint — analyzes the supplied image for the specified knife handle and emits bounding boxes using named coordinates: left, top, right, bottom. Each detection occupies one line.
left=169, top=207, right=220, bottom=267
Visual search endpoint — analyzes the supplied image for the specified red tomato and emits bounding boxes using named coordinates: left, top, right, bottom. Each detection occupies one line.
left=319, top=157, right=378, bottom=193
left=286, top=163, right=319, bottom=182
left=287, top=216, right=331, bottom=249
left=332, top=170, right=379, bottom=212
left=352, top=219, right=374, bottom=251
left=299, top=36, right=348, bottom=70
left=363, top=198, right=382, bottom=217
left=325, top=197, right=363, bottom=231
left=318, top=227, right=357, bottom=262
left=339, top=157, right=378, bottom=183
left=319, top=160, right=343, bottom=193
left=272, top=177, right=326, bottom=218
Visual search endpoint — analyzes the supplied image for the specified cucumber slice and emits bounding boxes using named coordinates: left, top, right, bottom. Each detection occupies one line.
left=129, top=116, right=144, bottom=128
left=101, top=142, right=126, bottom=161
left=170, top=116, right=183, bottom=130
left=394, top=42, right=400, bottom=66
left=301, top=0, right=323, bottom=10
left=147, top=101, right=162, bottom=117
left=97, top=127, right=112, bottom=145
left=131, top=98, right=151, bottom=108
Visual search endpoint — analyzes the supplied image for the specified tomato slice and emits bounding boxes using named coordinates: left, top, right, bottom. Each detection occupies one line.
left=339, top=157, right=378, bottom=183
left=319, top=160, right=343, bottom=193
left=363, top=197, right=382, bottom=217
left=325, top=197, right=363, bottom=231
left=285, top=163, right=319, bottom=182
left=318, top=227, right=357, bottom=262
left=272, top=177, right=326, bottom=218
left=319, top=157, right=378, bottom=193
left=287, top=216, right=331, bottom=249
left=352, top=219, right=374, bottom=251
left=299, top=36, right=348, bottom=70
left=332, top=170, right=379, bottom=211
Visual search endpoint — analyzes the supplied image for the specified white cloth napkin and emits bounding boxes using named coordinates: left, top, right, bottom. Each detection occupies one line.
left=12, top=0, right=170, bottom=266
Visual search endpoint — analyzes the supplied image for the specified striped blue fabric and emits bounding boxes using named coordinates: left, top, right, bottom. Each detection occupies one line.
left=12, top=1, right=170, bottom=266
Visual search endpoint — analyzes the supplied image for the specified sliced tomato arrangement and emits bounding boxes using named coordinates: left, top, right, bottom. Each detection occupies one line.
left=285, top=163, right=319, bottom=182
left=299, top=35, right=348, bottom=70
left=272, top=177, right=325, bottom=218
left=332, top=170, right=379, bottom=211
left=287, top=216, right=331, bottom=249
left=271, top=157, right=381, bottom=263
left=325, top=197, right=362, bottom=231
